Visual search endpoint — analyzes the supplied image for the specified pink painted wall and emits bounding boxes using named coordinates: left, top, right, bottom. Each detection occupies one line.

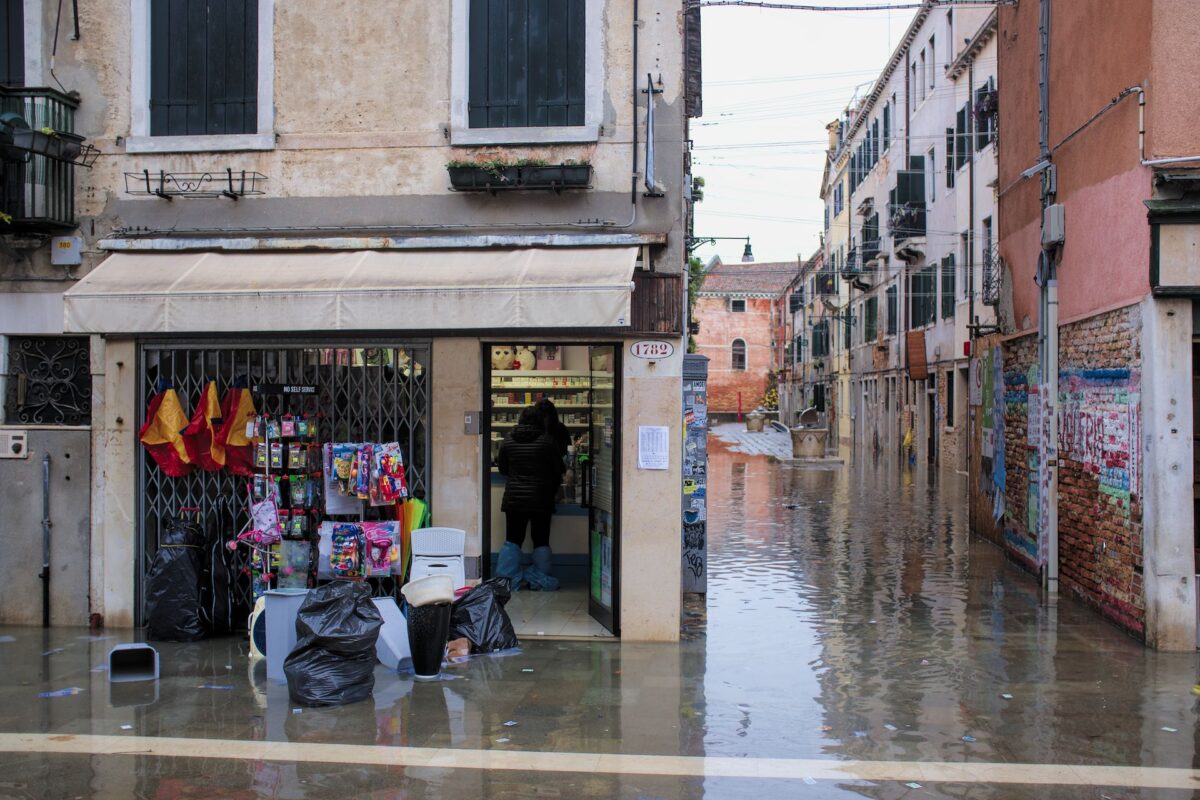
left=998, top=0, right=1154, bottom=328
left=1149, top=0, right=1200, bottom=160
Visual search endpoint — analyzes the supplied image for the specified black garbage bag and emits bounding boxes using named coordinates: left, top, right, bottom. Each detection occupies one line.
left=199, top=510, right=239, bottom=635
left=145, top=516, right=206, bottom=642
left=450, top=577, right=520, bottom=654
left=284, top=581, right=382, bottom=707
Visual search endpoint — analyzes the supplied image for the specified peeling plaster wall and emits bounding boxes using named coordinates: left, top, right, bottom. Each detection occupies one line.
left=34, top=0, right=688, bottom=277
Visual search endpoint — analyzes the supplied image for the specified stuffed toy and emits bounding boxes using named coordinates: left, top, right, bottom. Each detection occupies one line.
left=491, top=345, right=514, bottom=370
left=512, top=345, right=537, bottom=370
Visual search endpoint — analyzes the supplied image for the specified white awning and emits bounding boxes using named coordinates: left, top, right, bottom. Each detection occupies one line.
left=63, top=247, right=638, bottom=334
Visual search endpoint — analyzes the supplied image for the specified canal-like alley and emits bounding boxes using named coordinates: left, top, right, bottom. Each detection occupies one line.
left=0, top=429, right=1197, bottom=798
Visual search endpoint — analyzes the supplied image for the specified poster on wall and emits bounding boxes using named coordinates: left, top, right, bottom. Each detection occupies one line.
left=638, top=425, right=670, bottom=470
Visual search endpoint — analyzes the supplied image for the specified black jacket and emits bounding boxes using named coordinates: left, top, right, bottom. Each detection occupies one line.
left=498, top=424, right=565, bottom=514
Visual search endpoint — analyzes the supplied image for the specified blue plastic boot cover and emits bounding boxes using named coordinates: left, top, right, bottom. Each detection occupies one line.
left=496, top=542, right=525, bottom=590
left=526, top=547, right=559, bottom=591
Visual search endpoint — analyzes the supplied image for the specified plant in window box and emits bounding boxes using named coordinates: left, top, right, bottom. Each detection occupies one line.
left=517, top=158, right=592, bottom=189
left=973, top=90, right=998, bottom=120
left=446, top=158, right=519, bottom=190
left=11, top=126, right=86, bottom=163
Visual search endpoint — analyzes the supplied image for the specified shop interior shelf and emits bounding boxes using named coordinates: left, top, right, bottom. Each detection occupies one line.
left=492, top=402, right=591, bottom=409
left=492, top=421, right=589, bottom=428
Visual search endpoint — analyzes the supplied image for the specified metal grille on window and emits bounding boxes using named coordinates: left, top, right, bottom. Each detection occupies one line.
left=136, top=343, right=431, bottom=628
left=4, top=336, right=91, bottom=425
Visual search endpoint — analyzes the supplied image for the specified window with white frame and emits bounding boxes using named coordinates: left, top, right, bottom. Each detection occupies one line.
left=451, top=0, right=601, bottom=145
left=130, top=0, right=275, bottom=152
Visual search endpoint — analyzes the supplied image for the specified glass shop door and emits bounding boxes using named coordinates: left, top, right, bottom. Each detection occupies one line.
left=586, top=345, right=620, bottom=634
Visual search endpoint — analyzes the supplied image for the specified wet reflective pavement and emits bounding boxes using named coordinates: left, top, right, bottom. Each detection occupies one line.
left=1, top=437, right=1199, bottom=798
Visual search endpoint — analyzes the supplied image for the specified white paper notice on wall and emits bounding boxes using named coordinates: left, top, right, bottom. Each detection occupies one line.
left=638, top=426, right=670, bottom=470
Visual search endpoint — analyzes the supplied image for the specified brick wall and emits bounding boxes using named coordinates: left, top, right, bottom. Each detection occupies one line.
left=694, top=295, right=775, bottom=414
left=999, top=304, right=1145, bottom=637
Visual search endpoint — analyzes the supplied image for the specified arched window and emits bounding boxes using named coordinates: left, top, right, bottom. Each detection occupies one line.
left=731, top=338, right=747, bottom=371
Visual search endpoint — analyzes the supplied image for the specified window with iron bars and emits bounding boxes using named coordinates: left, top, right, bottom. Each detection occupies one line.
left=4, top=336, right=91, bottom=426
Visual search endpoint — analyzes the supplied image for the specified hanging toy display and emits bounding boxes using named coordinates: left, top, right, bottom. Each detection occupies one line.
left=330, top=523, right=365, bottom=578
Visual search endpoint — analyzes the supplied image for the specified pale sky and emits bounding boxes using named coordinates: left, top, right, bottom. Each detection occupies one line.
left=691, top=3, right=917, bottom=266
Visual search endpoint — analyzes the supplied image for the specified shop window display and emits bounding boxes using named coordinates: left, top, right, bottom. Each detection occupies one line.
left=137, top=345, right=431, bottom=629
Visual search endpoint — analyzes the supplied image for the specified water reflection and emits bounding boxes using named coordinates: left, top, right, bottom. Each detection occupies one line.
left=0, top=439, right=1197, bottom=798
left=701, top=438, right=1198, bottom=775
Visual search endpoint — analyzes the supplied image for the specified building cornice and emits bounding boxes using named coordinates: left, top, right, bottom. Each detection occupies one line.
left=830, top=1, right=935, bottom=165
left=946, top=8, right=999, bottom=81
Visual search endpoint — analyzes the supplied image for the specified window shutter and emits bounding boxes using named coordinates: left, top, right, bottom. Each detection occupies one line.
left=467, top=0, right=491, bottom=128
left=0, top=0, right=24, bottom=86
left=941, top=255, right=956, bottom=319
left=886, top=285, right=898, bottom=335
left=150, top=0, right=256, bottom=136
left=945, top=128, right=955, bottom=188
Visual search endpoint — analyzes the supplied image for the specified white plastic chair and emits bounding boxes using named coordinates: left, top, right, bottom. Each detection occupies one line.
left=408, top=527, right=467, bottom=589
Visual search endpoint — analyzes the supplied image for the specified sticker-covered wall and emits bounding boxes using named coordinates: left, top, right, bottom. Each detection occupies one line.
left=994, top=304, right=1145, bottom=637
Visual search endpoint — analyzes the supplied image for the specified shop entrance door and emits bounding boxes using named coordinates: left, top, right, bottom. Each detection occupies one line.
left=587, top=345, right=620, bottom=634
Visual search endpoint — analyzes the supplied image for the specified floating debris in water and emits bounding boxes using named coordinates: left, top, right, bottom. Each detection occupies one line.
left=521, top=668, right=534, bottom=673
left=802, top=777, right=816, bottom=785
left=292, top=708, right=302, bottom=715
left=120, top=724, right=133, bottom=731
left=197, top=684, right=234, bottom=690
left=90, top=665, right=107, bottom=673
left=884, top=723, right=898, bottom=732
left=504, top=720, right=518, bottom=727
left=961, top=735, right=976, bottom=742
left=1000, top=693, right=1013, bottom=700
left=905, top=782, right=922, bottom=789
left=41, top=648, right=65, bottom=657
left=39, top=687, right=82, bottom=698
left=495, top=737, right=511, bottom=743
left=852, top=731, right=867, bottom=738
left=1160, top=726, right=1178, bottom=733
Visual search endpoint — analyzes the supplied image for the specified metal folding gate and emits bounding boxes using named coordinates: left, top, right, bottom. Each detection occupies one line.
left=136, top=342, right=432, bottom=627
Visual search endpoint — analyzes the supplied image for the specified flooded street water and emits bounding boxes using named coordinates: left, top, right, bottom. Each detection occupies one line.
left=0, top=430, right=1197, bottom=798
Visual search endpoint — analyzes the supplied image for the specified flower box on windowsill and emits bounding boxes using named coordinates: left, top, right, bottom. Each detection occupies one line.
left=447, top=165, right=520, bottom=191
left=447, top=163, right=592, bottom=193
left=518, top=164, right=592, bottom=189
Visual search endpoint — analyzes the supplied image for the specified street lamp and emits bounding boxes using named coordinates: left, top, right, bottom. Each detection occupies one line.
left=687, top=235, right=754, bottom=261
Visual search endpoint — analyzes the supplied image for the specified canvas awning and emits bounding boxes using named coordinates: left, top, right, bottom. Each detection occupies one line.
left=63, top=247, right=638, bottom=334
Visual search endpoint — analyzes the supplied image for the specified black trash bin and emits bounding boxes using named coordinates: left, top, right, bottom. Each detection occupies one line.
left=401, top=575, right=456, bottom=680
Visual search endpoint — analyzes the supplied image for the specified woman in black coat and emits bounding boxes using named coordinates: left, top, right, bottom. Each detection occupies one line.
left=497, top=406, right=565, bottom=587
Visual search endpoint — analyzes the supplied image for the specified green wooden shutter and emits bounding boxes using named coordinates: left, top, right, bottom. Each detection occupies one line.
left=150, top=0, right=256, bottom=136
left=886, top=285, right=898, bottom=335
left=941, top=254, right=956, bottom=319
left=945, top=128, right=955, bottom=188
left=0, top=0, right=24, bottom=86
left=469, top=0, right=585, bottom=129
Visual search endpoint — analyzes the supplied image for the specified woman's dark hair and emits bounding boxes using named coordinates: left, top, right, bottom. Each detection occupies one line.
left=533, top=397, right=559, bottom=426
left=519, top=406, right=541, bottom=426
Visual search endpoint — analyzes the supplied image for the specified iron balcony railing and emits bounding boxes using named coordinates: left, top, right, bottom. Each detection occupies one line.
left=889, top=201, right=926, bottom=241
left=0, top=86, right=79, bottom=229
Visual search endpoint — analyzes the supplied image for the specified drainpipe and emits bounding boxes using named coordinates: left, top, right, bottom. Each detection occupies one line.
left=631, top=0, right=639, bottom=205
left=967, top=61, right=976, bottom=478
left=40, top=453, right=52, bottom=627
left=1037, top=0, right=1059, bottom=594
